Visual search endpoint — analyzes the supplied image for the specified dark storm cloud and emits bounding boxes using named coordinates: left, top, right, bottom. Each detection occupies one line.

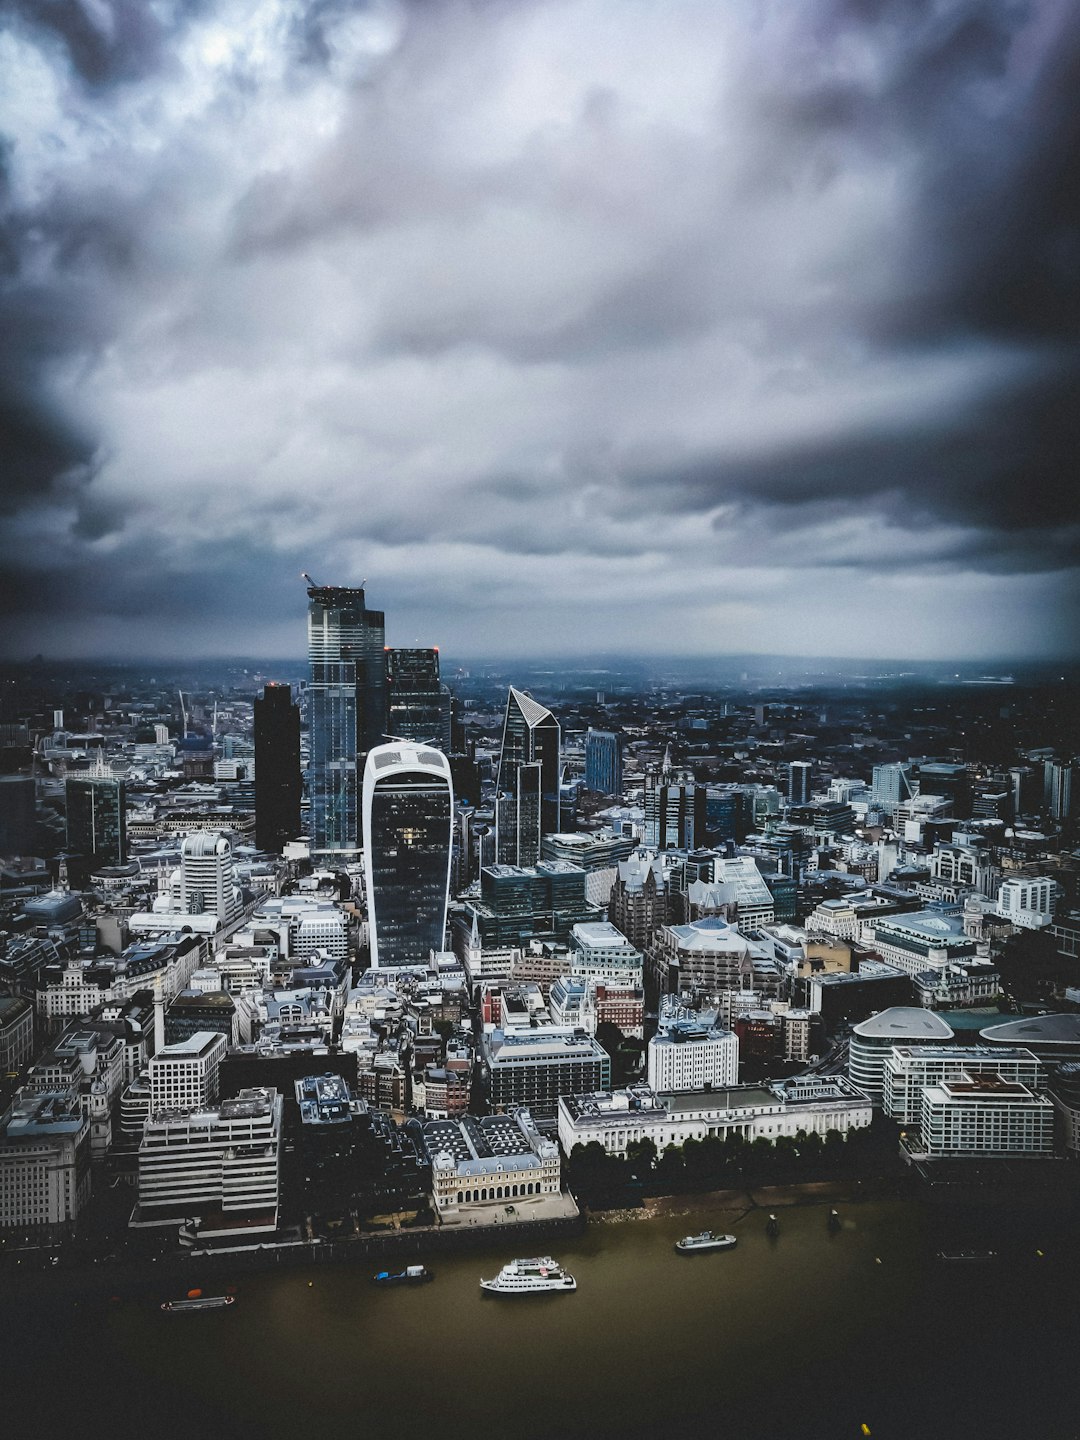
left=627, top=365, right=1080, bottom=567
left=0, top=0, right=1078, bottom=658
left=0, top=0, right=194, bottom=88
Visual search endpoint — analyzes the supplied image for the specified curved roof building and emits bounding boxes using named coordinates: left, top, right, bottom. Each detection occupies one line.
left=363, top=743, right=453, bottom=969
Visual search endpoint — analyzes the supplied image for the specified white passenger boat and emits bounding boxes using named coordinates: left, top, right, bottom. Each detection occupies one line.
left=674, top=1231, right=737, bottom=1254
left=161, top=1294, right=235, bottom=1312
left=480, top=1257, right=577, bottom=1295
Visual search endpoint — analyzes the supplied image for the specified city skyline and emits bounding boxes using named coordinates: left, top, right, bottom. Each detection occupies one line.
left=2, top=1, right=1079, bottom=662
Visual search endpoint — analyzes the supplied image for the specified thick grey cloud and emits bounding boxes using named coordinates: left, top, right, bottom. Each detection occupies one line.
left=0, top=0, right=1077, bottom=660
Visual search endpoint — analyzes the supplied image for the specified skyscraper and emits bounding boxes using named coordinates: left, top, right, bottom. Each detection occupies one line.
left=643, top=765, right=704, bottom=850
left=363, top=743, right=454, bottom=968
left=1044, top=760, right=1075, bottom=822
left=495, top=687, right=561, bottom=866
left=66, top=775, right=126, bottom=866
left=787, top=761, right=812, bottom=807
left=254, top=683, right=302, bottom=852
left=585, top=729, right=623, bottom=795
left=385, top=648, right=451, bottom=749
left=180, top=832, right=243, bottom=924
left=307, top=582, right=386, bottom=857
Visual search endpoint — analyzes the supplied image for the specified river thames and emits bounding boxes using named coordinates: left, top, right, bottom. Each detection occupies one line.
left=6, top=1196, right=1079, bottom=1440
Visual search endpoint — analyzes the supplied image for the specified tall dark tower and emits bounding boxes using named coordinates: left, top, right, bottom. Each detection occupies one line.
left=254, top=682, right=302, bottom=852
left=66, top=774, right=126, bottom=867
left=363, top=742, right=453, bottom=968
left=385, top=647, right=452, bottom=749
left=306, top=581, right=386, bottom=857
left=495, top=687, right=560, bottom=865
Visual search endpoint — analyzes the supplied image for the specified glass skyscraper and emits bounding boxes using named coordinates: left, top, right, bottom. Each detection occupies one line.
left=496, top=687, right=560, bottom=866
left=65, top=775, right=126, bottom=866
left=363, top=743, right=453, bottom=968
left=385, top=647, right=451, bottom=749
left=584, top=728, right=623, bottom=795
left=307, top=583, right=386, bottom=857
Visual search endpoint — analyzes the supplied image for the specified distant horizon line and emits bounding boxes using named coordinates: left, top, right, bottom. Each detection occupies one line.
left=2, top=650, right=1078, bottom=671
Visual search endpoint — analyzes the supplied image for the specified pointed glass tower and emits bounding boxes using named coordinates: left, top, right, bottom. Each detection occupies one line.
left=495, top=687, right=560, bottom=866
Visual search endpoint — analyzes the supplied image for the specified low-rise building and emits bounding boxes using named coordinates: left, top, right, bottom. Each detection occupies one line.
left=882, top=1045, right=1043, bottom=1126
left=918, top=1074, right=1054, bottom=1158
left=424, top=1109, right=560, bottom=1213
left=557, top=1077, right=871, bottom=1157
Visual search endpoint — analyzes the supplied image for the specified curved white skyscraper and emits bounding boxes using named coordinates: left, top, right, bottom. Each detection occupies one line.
left=363, top=743, right=454, bottom=969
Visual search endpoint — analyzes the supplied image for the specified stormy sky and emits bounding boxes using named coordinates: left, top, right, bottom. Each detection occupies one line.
left=1, top=0, right=1078, bottom=661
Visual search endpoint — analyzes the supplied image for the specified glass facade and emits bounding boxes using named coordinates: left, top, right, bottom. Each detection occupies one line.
left=584, top=729, right=622, bottom=795
left=385, top=648, right=451, bottom=749
left=364, top=746, right=453, bottom=967
left=495, top=688, right=560, bottom=866
left=65, top=776, right=126, bottom=865
left=308, top=585, right=386, bottom=856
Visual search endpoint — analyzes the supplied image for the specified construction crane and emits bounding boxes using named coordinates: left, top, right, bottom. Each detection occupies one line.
left=301, top=571, right=318, bottom=588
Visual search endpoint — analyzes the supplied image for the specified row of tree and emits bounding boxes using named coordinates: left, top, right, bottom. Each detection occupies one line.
left=568, top=1125, right=875, bottom=1199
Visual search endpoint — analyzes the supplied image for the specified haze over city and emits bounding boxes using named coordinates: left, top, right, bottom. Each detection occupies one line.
left=3, top=0, right=1079, bottom=661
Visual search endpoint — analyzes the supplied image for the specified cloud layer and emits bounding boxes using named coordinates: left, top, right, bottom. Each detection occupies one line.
left=1, top=0, right=1078, bottom=659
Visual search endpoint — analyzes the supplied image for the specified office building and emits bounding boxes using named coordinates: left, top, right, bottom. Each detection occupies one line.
left=385, top=648, right=451, bottom=750
left=647, top=1012, right=739, bottom=1092
left=253, top=682, right=301, bottom=853
left=364, top=742, right=453, bottom=968
left=0, top=775, right=36, bottom=854
left=495, top=688, right=561, bottom=866
left=0, top=1089, right=91, bottom=1241
left=66, top=775, right=126, bottom=866
left=135, top=1087, right=283, bottom=1235
left=848, top=1009, right=954, bottom=1102
left=453, top=861, right=600, bottom=954
left=307, top=581, right=386, bottom=857
left=148, top=1031, right=227, bottom=1113
left=0, top=996, right=34, bottom=1073
left=918, top=1075, right=1054, bottom=1157
left=882, top=1045, right=1043, bottom=1126
left=584, top=729, right=623, bottom=795
left=568, top=920, right=644, bottom=987
left=871, top=763, right=914, bottom=812
left=558, top=1078, right=871, bottom=1158
left=996, top=876, right=1055, bottom=929
left=1043, top=760, right=1074, bottom=821
left=643, top=765, right=705, bottom=850
left=482, top=1027, right=611, bottom=1120
left=179, top=831, right=243, bottom=924
left=787, top=761, right=812, bottom=807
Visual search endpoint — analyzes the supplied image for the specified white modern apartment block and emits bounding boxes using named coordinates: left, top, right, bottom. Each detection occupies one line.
left=135, top=1087, right=282, bottom=1235
left=0, top=1089, right=91, bottom=1240
left=919, top=1075, right=1054, bottom=1157
left=849, top=1009, right=954, bottom=1102
left=569, top=921, right=644, bottom=987
left=882, top=1045, right=1043, bottom=1126
left=647, top=1014, right=738, bottom=1093
left=996, top=876, right=1055, bottom=930
left=558, top=1077, right=871, bottom=1158
left=148, top=1031, right=227, bottom=1113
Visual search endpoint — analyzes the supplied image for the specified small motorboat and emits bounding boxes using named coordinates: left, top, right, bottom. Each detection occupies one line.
left=372, top=1265, right=434, bottom=1286
left=675, top=1231, right=737, bottom=1254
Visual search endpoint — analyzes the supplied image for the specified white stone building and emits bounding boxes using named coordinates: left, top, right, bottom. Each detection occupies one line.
left=918, top=1075, right=1054, bottom=1157
left=148, top=1031, right=227, bottom=1113
left=646, top=1015, right=738, bottom=1093
left=0, top=1088, right=91, bottom=1240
